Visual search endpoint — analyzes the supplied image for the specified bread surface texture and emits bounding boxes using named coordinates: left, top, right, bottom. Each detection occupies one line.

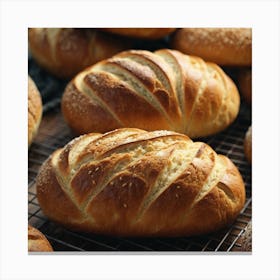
left=171, top=28, right=252, bottom=66
left=28, top=76, right=42, bottom=146
left=62, top=49, right=240, bottom=138
left=28, top=28, right=132, bottom=78
left=101, top=28, right=176, bottom=39
left=36, top=128, right=245, bottom=237
left=28, top=225, right=53, bottom=252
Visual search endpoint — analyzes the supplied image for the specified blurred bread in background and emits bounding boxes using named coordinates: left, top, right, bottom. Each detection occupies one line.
left=101, top=28, right=176, bottom=39
left=28, top=28, right=133, bottom=79
left=244, top=126, right=252, bottom=163
left=171, top=28, right=252, bottom=66
left=237, top=68, right=252, bottom=104
left=28, top=76, right=42, bottom=146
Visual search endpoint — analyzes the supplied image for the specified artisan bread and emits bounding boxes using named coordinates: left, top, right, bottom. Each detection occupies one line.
left=244, top=126, right=252, bottom=163
left=28, top=225, right=53, bottom=252
left=36, top=128, right=245, bottom=237
left=28, top=28, right=132, bottom=79
left=28, top=76, right=42, bottom=146
left=237, top=68, right=252, bottom=104
left=62, top=49, right=240, bottom=138
left=101, top=28, right=176, bottom=39
left=171, top=28, right=252, bottom=66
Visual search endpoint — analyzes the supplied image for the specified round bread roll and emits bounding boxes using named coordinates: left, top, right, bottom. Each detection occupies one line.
left=101, top=28, right=176, bottom=39
left=237, top=68, right=252, bottom=104
left=28, top=28, right=133, bottom=79
left=28, top=225, right=53, bottom=252
left=239, top=221, right=252, bottom=251
left=171, top=28, right=252, bottom=66
left=244, top=126, right=252, bottom=163
left=28, top=76, right=42, bottom=146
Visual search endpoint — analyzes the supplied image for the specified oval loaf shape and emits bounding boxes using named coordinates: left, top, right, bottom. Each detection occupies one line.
left=36, top=128, right=245, bottom=237
left=62, top=49, right=240, bottom=138
left=28, top=28, right=132, bottom=79
left=171, top=28, right=252, bottom=66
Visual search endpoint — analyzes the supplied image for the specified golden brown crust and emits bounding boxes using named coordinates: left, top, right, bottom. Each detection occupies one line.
left=237, top=68, right=252, bottom=104
left=101, top=28, right=176, bottom=39
left=28, top=28, right=133, bottom=79
left=244, top=126, right=252, bottom=163
left=62, top=49, right=240, bottom=138
left=28, top=76, right=42, bottom=146
left=28, top=225, right=53, bottom=252
left=171, top=28, right=252, bottom=66
left=36, top=128, right=245, bottom=237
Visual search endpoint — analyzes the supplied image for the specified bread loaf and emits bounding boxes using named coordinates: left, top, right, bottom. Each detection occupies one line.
left=28, top=225, right=53, bottom=252
left=36, top=128, right=245, bottom=237
left=244, top=126, right=252, bottom=163
left=101, top=28, right=176, bottom=39
left=171, top=28, right=252, bottom=66
left=237, top=68, right=252, bottom=104
left=28, top=28, right=132, bottom=79
left=28, top=76, right=42, bottom=146
left=62, top=49, right=240, bottom=138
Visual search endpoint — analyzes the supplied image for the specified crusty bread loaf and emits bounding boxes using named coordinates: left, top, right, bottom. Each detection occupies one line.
left=28, top=76, right=42, bottom=146
left=171, top=28, right=252, bottom=66
left=28, top=225, right=53, bottom=252
left=62, top=49, right=240, bottom=138
left=101, top=28, right=176, bottom=39
left=28, top=28, right=132, bottom=79
left=36, top=128, right=245, bottom=237
left=244, top=126, right=252, bottom=163
left=237, top=68, right=252, bottom=104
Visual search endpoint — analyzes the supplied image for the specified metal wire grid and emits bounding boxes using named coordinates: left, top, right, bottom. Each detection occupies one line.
left=28, top=103, right=251, bottom=252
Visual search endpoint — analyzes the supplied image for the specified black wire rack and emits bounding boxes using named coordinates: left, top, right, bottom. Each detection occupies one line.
left=28, top=103, right=252, bottom=252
